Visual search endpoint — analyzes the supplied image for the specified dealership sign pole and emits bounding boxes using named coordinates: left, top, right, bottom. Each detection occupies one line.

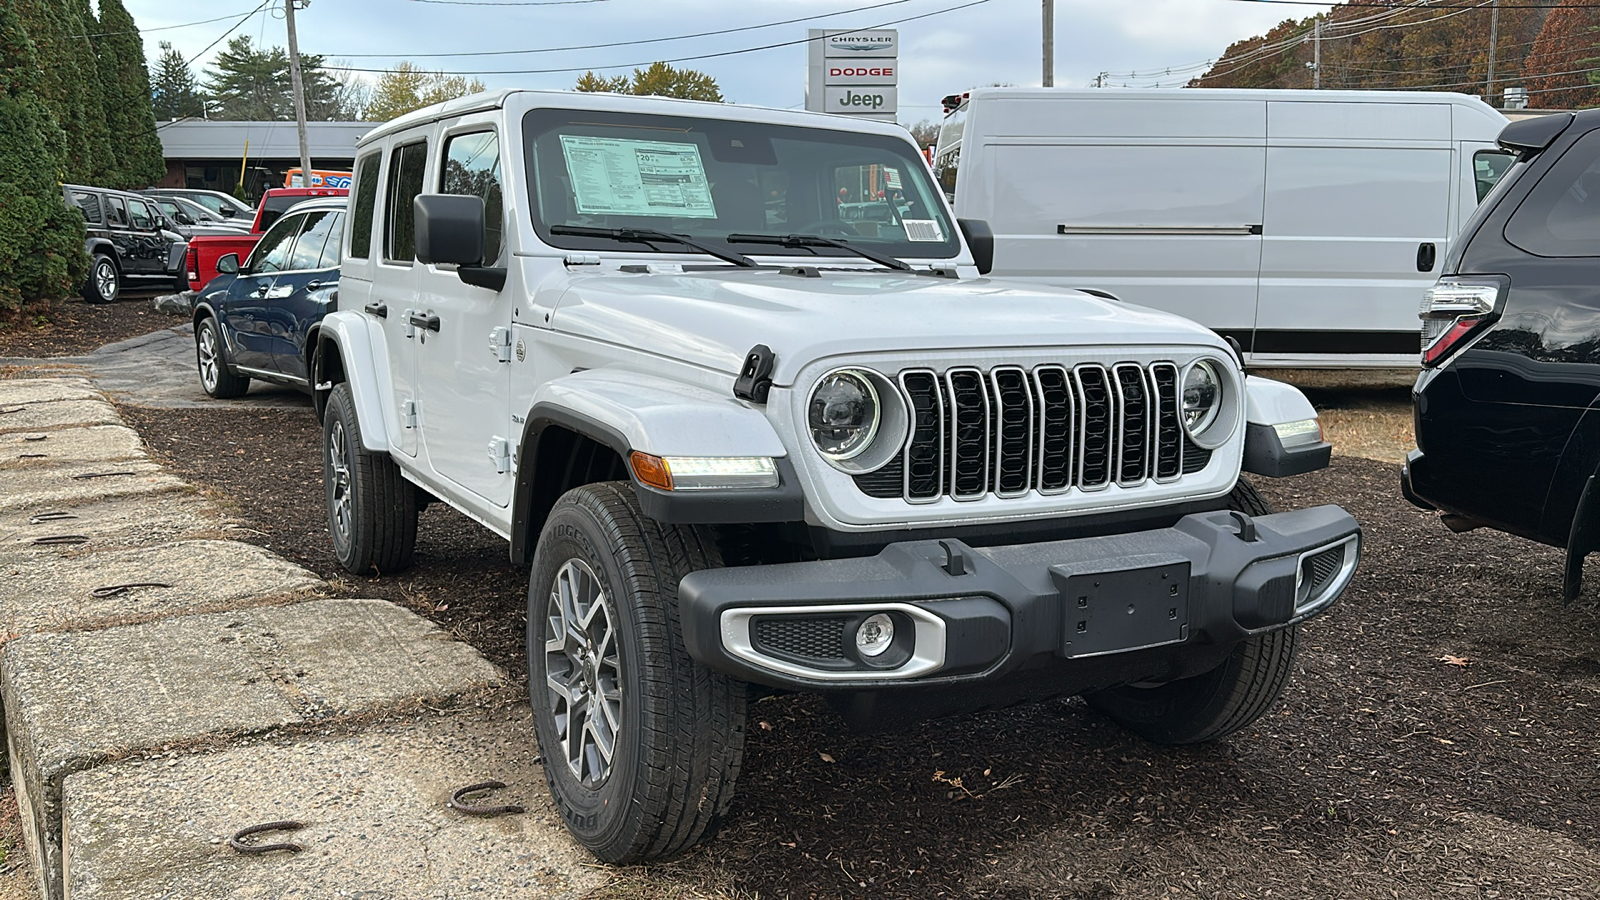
left=806, top=29, right=898, bottom=123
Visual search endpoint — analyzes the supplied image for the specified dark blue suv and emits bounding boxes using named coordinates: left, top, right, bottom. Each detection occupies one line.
left=191, top=197, right=345, bottom=403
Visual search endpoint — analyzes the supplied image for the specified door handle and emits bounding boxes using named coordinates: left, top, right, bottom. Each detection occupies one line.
left=248, top=288, right=266, bottom=299
left=363, top=302, right=387, bottom=318
left=304, top=280, right=323, bottom=291
left=1417, top=242, right=1437, bottom=272
left=408, top=311, right=441, bottom=333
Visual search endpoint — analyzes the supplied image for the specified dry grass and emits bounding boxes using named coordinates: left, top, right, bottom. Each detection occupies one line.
left=1254, top=368, right=1415, bottom=464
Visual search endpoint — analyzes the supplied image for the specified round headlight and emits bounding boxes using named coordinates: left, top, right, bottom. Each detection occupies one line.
left=808, top=370, right=880, bottom=461
left=1182, top=360, right=1222, bottom=436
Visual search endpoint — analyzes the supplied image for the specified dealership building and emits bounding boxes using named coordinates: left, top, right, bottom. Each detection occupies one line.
left=153, top=119, right=374, bottom=200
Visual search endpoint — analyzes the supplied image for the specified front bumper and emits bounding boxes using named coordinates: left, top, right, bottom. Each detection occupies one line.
left=679, top=504, right=1360, bottom=691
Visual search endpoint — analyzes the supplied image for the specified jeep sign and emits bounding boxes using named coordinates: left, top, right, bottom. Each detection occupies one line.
left=805, top=28, right=897, bottom=121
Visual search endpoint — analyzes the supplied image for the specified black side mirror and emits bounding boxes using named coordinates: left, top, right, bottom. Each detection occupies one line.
left=177, top=213, right=196, bottom=226
left=217, top=253, right=240, bottom=275
left=219, top=207, right=237, bottom=218
left=414, top=193, right=506, bottom=291
left=957, top=218, right=994, bottom=275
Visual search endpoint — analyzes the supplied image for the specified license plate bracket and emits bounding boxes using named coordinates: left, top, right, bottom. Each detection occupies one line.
left=1052, top=560, right=1191, bottom=658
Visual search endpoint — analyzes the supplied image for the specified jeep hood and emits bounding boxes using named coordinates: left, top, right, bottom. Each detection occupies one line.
left=549, top=267, right=1227, bottom=383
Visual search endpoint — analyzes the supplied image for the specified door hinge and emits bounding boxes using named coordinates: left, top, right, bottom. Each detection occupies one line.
left=489, top=326, right=512, bottom=363
left=487, top=437, right=511, bottom=474
left=401, top=398, right=418, bottom=430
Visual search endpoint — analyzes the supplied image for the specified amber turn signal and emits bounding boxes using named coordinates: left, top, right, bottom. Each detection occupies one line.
left=630, top=451, right=674, bottom=491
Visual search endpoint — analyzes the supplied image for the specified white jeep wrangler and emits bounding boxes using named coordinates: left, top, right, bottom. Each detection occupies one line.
left=312, top=89, right=1360, bottom=864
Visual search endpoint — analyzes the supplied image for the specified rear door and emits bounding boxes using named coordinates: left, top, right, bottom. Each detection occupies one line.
left=1254, top=100, right=1453, bottom=362
left=102, top=196, right=144, bottom=273
left=224, top=213, right=302, bottom=371
left=373, top=139, right=431, bottom=458
left=265, top=210, right=343, bottom=379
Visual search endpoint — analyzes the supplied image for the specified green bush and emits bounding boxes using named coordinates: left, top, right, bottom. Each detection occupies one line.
left=0, top=96, right=87, bottom=314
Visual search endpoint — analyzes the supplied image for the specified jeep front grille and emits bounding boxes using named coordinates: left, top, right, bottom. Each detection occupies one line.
left=855, top=362, right=1212, bottom=502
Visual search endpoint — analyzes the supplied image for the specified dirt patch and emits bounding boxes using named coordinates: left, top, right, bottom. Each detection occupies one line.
left=0, top=294, right=175, bottom=360
left=13, top=325, right=1600, bottom=897
left=1255, top=368, right=1416, bottom=464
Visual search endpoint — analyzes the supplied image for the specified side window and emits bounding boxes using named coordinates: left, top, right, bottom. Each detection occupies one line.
left=288, top=211, right=338, bottom=270
left=105, top=196, right=128, bottom=227
left=71, top=191, right=102, bottom=224
left=349, top=151, right=381, bottom=259
left=248, top=214, right=304, bottom=275
left=384, top=141, right=428, bottom=263
left=441, top=131, right=504, bottom=264
left=317, top=213, right=346, bottom=269
left=1506, top=131, right=1600, bottom=258
left=1474, top=150, right=1515, bottom=204
left=126, top=198, right=156, bottom=229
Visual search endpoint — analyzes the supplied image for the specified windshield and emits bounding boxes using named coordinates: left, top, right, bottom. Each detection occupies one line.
left=523, top=108, right=959, bottom=260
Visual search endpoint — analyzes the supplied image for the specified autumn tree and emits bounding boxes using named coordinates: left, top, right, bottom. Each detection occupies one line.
left=574, top=62, right=724, bottom=102
left=1525, top=5, right=1600, bottom=108
left=151, top=41, right=204, bottom=120
left=365, top=62, right=485, bottom=121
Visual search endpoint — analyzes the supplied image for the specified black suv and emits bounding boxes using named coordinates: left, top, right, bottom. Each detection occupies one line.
left=63, top=184, right=188, bottom=303
left=1405, top=110, right=1600, bottom=600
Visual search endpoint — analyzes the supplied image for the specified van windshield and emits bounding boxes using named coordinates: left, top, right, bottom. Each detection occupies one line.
left=523, top=108, right=959, bottom=260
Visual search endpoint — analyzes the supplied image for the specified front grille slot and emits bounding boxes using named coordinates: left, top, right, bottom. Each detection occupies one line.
left=946, top=368, right=990, bottom=500
left=1304, top=545, right=1344, bottom=596
left=853, top=359, right=1212, bottom=502
left=753, top=616, right=848, bottom=662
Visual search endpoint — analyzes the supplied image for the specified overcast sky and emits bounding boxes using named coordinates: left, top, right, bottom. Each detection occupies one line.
left=123, top=0, right=1297, bottom=125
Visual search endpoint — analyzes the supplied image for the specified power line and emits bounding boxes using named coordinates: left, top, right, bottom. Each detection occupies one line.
left=324, top=0, right=919, bottom=59
left=1216, top=0, right=1600, bottom=7
left=399, top=0, right=607, bottom=5
left=322, top=0, right=992, bottom=76
left=69, top=7, right=271, bottom=39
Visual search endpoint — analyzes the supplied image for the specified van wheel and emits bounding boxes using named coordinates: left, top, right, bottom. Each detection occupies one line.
left=1085, top=476, right=1298, bottom=743
left=83, top=255, right=119, bottom=304
left=195, top=317, right=250, bottom=399
left=528, top=482, right=746, bottom=863
left=323, top=383, right=416, bottom=574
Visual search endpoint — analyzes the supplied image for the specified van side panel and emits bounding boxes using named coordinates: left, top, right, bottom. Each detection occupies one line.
left=973, top=97, right=1265, bottom=338
left=1253, top=101, right=1454, bottom=359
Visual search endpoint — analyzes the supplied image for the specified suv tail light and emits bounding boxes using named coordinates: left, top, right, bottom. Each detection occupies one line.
left=185, top=246, right=198, bottom=283
left=1419, top=276, right=1506, bottom=367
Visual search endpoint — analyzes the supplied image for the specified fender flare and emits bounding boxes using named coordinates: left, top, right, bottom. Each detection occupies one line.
left=314, top=310, right=392, bottom=452
left=1241, top=376, right=1331, bottom=477
left=508, top=369, right=801, bottom=564
left=84, top=238, right=116, bottom=261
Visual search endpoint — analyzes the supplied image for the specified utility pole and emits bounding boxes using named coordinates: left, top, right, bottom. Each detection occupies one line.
left=1486, top=0, right=1500, bottom=106
left=284, top=0, right=313, bottom=187
left=1042, top=0, right=1054, bottom=87
left=1312, top=18, right=1321, bottom=89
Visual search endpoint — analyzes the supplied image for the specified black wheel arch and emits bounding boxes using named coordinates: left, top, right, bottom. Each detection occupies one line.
left=510, top=407, right=632, bottom=567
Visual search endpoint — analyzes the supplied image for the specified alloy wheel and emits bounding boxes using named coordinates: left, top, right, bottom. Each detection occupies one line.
left=197, top=325, right=219, bottom=391
left=95, top=260, right=117, bottom=300
left=327, top=420, right=353, bottom=545
left=545, top=558, right=622, bottom=787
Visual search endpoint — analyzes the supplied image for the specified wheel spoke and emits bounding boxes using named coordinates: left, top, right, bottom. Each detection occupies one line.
left=544, top=557, right=623, bottom=788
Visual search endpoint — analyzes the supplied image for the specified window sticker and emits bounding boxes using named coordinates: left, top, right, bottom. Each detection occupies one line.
left=902, top=219, right=944, bottom=242
left=559, top=136, right=717, bottom=218
left=883, top=167, right=902, bottom=190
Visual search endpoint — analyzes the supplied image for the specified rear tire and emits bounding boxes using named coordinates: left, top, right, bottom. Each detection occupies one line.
left=323, top=383, right=416, bottom=574
left=1084, top=476, right=1299, bottom=744
left=82, top=254, right=119, bottom=304
left=195, top=317, right=250, bottom=399
left=528, top=482, right=746, bottom=864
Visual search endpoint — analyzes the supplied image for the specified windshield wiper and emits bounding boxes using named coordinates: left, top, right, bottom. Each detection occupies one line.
left=724, top=232, right=929, bottom=275
left=550, top=225, right=757, bottom=268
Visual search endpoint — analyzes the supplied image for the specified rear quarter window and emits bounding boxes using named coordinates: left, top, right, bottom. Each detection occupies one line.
left=349, top=152, right=381, bottom=260
left=1505, top=130, right=1600, bottom=258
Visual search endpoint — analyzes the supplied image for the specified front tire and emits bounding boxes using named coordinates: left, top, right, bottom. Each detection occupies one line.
left=322, top=383, right=416, bottom=574
left=83, top=254, right=119, bottom=304
left=195, top=317, right=250, bottom=399
left=1084, top=476, right=1299, bottom=744
left=528, top=483, right=746, bottom=864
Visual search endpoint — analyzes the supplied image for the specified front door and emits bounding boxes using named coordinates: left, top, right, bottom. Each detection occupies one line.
left=414, top=126, right=514, bottom=507
left=265, top=210, right=344, bottom=379
left=225, top=213, right=302, bottom=371
left=123, top=197, right=169, bottom=275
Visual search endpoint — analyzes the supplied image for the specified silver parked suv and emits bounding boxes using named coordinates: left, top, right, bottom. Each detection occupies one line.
left=311, top=90, right=1360, bottom=863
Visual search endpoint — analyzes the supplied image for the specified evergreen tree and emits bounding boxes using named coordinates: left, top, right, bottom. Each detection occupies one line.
left=151, top=41, right=203, bottom=121
left=14, top=0, right=114, bottom=183
left=574, top=63, right=724, bottom=102
left=94, top=0, right=165, bottom=188
left=204, top=35, right=365, bottom=121
left=0, top=3, right=88, bottom=313
left=365, top=62, right=484, bottom=121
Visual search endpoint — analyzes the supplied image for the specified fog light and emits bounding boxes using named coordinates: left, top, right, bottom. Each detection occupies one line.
left=855, top=613, right=894, bottom=657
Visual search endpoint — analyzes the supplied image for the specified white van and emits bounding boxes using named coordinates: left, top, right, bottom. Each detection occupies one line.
left=933, top=88, right=1511, bottom=367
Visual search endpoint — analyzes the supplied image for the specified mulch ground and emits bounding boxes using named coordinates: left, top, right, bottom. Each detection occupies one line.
left=24, top=311, right=1600, bottom=897
left=0, top=294, right=172, bottom=359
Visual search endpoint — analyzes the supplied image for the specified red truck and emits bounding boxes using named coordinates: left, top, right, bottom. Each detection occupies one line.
left=184, top=187, right=347, bottom=292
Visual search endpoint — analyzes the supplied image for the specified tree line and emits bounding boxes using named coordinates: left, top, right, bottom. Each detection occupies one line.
left=1195, top=0, right=1600, bottom=109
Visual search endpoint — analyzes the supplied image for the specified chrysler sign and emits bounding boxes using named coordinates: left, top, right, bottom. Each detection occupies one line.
left=806, top=28, right=897, bottom=121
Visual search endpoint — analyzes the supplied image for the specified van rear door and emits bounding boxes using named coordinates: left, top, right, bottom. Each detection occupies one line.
left=1254, top=99, right=1453, bottom=363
